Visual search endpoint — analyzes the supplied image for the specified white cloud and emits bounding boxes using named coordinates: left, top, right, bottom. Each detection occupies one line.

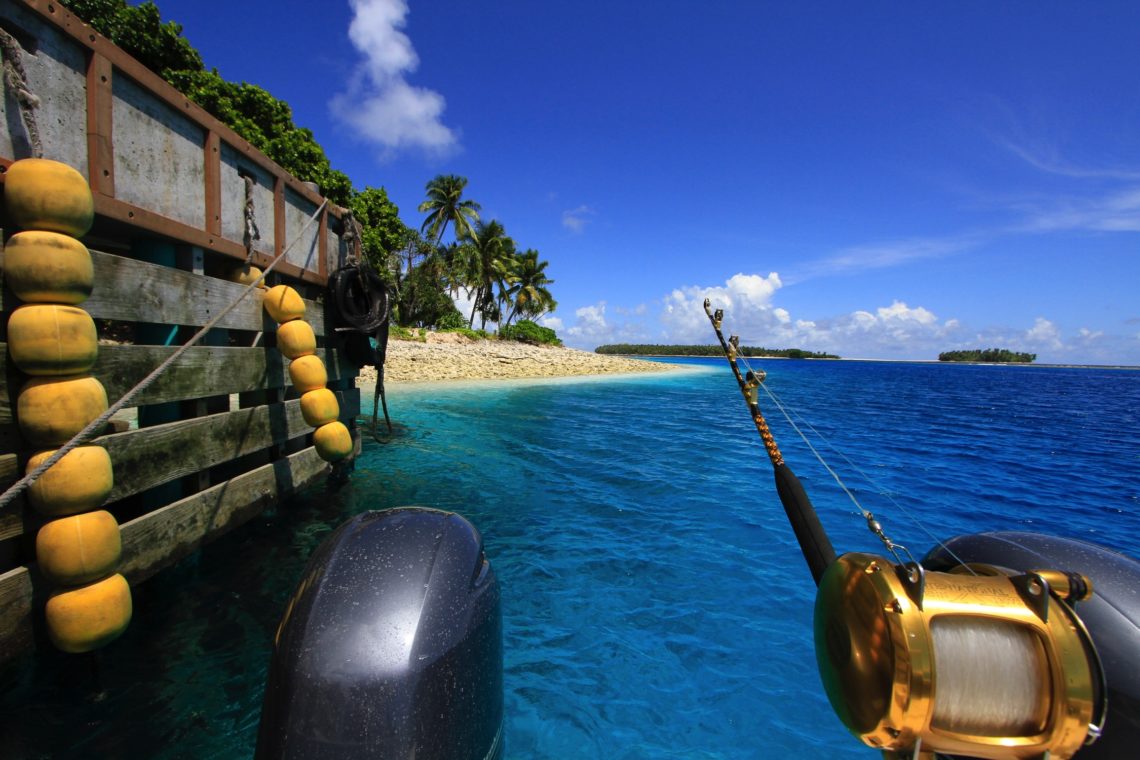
left=539, top=316, right=564, bottom=331
left=330, top=0, right=458, bottom=156
left=660, top=272, right=783, bottom=343
left=1025, top=317, right=1063, bottom=350
left=561, top=205, right=595, bottom=233
left=800, top=236, right=979, bottom=280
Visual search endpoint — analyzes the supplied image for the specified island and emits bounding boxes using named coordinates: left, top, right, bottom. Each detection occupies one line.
left=595, top=344, right=839, bottom=359
left=938, top=349, right=1036, bottom=363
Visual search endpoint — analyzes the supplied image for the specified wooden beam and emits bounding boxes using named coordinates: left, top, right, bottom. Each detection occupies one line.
left=0, top=445, right=334, bottom=667
left=85, top=52, right=114, bottom=196
left=204, top=131, right=221, bottom=236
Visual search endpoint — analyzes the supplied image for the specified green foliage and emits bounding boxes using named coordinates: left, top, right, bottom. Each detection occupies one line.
left=68, top=1, right=202, bottom=76
left=418, top=175, right=481, bottom=243
left=938, top=348, right=1036, bottom=363
left=349, top=186, right=409, bottom=278
left=435, top=310, right=467, bottom=330
left=165, top=69, right=353, bottom=205
left=595, top=344, right=840, bottom=359
left=397, top=261, right=464, bottom=329
left=389, top=325, right=425, bottom=342
left=440, top=327, right=488, bottom=341
left=500, top=320, right=562, bottom=347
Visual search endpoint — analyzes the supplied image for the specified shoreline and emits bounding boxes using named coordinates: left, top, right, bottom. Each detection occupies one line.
left=356, top=337, right=693, bottom=388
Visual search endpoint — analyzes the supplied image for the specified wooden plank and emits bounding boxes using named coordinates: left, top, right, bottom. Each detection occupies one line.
left=0, top=453, right=22, bottom=541
left=204, top=131, right=221, bottom=235
left=86, top=52, right=114, bottom=196
left=274, top=177, right=286, bottom=260
left=0, top=344, right=354, bottom=429
left=0, top=443, right=338, bottom=666
left=0, top=565, right=34, bottom=663
left=99, top=391, right=359, bottom=502
left=0, top=248, right=328, bottom=334
left=119, top=446, right=330, bottom=584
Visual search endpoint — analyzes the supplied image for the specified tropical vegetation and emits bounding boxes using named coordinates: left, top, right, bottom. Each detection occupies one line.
left=938, top=349, right=1036, bottom=363
left=67, top=1, right=560, bottom=341
left=596, top=344, right=840, bottom=359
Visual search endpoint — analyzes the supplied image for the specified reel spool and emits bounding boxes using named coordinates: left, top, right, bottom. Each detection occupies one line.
left=814, top=553, right=1106, bottom=759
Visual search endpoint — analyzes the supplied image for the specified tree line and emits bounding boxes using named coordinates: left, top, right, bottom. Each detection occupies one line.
left=938, top=349, right=1036, bottom=363
left=596, top=344, right=840, bottom=359
left=68, top=1, right=557, bottom=335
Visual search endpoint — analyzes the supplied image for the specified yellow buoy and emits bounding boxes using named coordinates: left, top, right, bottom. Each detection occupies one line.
left=3, top=158, right=95, bottom=237
left=225, top=264, right=265, bottom=288
left=17, top=375, right=108, bottom=447
left=36, top=510, right=122, bottom=587
left=277, top=319, right=316, bottom=359
left=300, top=388, right=340, bottom=427
left=26, top=445, right=114, bottom=516
left=45, top=573, right=132, bottom=653
left=288, top=354, right=327, bottom=393
left=263, top=284, right=305, bottom=323
left=2, top=230, right=95, bottom=304
left=313, top=420, right=353, bottom=462
left=7, top=304, right=99, bottom=376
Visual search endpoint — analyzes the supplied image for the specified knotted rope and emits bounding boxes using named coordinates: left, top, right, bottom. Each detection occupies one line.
left=243, top=174, right=261, bottom=265
left=0, top=200, right=329, bottom=511
left=0, top=26, right=42, bottom=158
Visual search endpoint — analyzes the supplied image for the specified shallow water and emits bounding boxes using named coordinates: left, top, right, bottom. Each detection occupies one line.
left=2, top=358, right=1138, bottom=758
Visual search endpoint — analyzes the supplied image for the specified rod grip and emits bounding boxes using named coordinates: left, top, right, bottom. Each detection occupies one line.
left=773, top=463, right=837, bottom=586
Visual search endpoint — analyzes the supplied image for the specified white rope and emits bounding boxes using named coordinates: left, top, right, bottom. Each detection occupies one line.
left=0, top=200, right=329, bottom=511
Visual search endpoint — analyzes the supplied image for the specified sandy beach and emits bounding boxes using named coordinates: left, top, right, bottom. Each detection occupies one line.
left=357, top=333, right=679, bottom=385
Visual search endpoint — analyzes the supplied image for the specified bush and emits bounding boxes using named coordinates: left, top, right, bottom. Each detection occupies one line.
left=390, top=325, right=425, bottom=342
left=500, top=320, right=561, bottom=346
left=441, top=327, right=488, bottom=341
left=435, top=309, right=466, bottom=330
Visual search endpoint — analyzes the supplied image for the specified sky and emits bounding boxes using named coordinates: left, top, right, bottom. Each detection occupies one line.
left=149, top=0, right=1140, bottom=364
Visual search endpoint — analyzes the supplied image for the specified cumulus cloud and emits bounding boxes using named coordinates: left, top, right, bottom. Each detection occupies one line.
left=660, top=272, right=784, bottom=343
left=330, top=0, right=458, bottom=156
left=561, top=205, right=595, bottom=233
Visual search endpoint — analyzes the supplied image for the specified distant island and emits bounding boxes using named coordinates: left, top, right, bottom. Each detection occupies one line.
left=938, top=348, right=1036, bottom=363
left=595, top=344, right=840, bottom=359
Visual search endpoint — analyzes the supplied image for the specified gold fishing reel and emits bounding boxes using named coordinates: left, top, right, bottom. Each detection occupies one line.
left=814, top=553, right=1107, bottom=759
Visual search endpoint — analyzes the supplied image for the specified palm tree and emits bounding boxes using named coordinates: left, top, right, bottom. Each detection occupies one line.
left=417, top=174, right=481, bottom=244
left=459, top=219, right=515, bottom=329
left=503, top=249, right=556, bottom=327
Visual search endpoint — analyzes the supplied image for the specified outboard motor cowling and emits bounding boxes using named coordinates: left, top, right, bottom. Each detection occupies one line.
left=256, top=507, right=503, bottom=759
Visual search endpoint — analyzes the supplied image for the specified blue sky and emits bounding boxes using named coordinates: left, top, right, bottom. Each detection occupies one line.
left=152, top=0, right=1139, bottom=363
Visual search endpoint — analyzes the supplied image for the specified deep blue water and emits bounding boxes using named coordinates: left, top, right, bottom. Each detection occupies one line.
left=2, top=358, right=1138, bottom=758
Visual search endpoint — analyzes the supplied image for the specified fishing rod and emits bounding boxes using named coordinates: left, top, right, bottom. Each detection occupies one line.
left=703, top=300, right=1112, bottom=760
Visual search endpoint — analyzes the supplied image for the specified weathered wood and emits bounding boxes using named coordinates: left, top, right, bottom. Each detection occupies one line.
left=0, top=439, right=350, bottom=666
left=119, top=445, right=331, bottom=585
left=0, top=453, right=21, bottom=541
left=0, top=249, right=329, bottom=334
left=0, top=389, right=358, bottom=537
left=0, top=565, right=34, bottom=661
left=0, top=343, right=356, bottom=429
left=98, top=390, right=359, bottom=502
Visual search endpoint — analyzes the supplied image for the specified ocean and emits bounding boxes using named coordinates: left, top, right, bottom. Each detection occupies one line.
left=2, top=357, right=1138, bottom=758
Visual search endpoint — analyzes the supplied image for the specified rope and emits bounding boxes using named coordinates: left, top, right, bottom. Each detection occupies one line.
left=243, top=175, right=260, bottom=264
left=0, top=26, right=42, bottom=158
left=340, top=210, right=362, bottom=266
left=0, top=200, right=329, bottom=512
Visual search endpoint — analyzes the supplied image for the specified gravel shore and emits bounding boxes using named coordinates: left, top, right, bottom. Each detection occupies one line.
left=356, top=334, right=678, bottom=385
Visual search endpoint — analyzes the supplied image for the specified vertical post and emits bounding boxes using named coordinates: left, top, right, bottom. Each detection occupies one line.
left=204, top=131, right=221, bottom=237
left=85, top=52, right=114, bottom=197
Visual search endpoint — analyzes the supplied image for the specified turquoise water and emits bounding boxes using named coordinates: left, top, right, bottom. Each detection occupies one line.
left=2, top=358, right=1138, bottom=758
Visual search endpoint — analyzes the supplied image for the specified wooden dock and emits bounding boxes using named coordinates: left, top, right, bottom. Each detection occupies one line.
left=0, top=0, right=361, bottom=663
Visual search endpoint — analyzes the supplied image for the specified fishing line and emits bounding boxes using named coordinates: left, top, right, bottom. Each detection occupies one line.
left=757, top=378, right=978, bottom=574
